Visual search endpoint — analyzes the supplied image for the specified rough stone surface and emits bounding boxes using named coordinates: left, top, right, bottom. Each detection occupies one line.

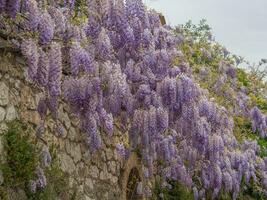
left=65, top=140, right=71, bottom=155
left=5, top=105, right=17, bottom=122
left=59, top=153, right=76, bottom=174
left=20, top=110, right=40, bottom=125
left=68, top=126, right=77, bottom=141
left=70, top=143, right=82, bottom=163
left=85, top=196, right=94, bottom=200
left=0, top=82, right=9, bottom=106
left=106, top=149, right=113, bottom=160
left=90, top=166, right=99, bottom=179
left=21, top=86, right=36, bottom=110
left=110, top=175, right=118, bottom=184
left=15, top=80, right=20, bottom=89
left=69, top=177, right=75, bottom=188
left=59, top=109, right=71, bottom=130
left=0, top=123, right=7, bottom=135
left=100, top=164, right=109, bottom=181
left=85, top=178, right=94, bottom=190
left=0, top=107, right=6, bottom=122
left=76, top=162, right=88, bottom=178
left=109, top=161, right=117, bottom=175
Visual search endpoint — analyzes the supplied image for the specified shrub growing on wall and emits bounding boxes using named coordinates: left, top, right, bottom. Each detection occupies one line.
left=0, top=121, right=72, bottom=200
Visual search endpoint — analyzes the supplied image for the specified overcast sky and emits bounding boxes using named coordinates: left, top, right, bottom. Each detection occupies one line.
left=145, top=0, right=267, bottom=64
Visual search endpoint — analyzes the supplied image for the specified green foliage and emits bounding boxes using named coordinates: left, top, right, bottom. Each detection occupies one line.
left=180, top=42, right=212, bottom=67
left=216, top=191, right=232, bottom=200
left=151, top=179, right=194, bottom=200
left=1, top=121, right=38, bottom=188
left=71, top=0, right=91, bottom=26
left=216, top=180, right=266, bottom=200
left=233, top=117, right=254, bottom=143
left=238, top=178, right=267, bottom=200
left=179, top=19, right=212, bottom=42
left=257, top=138, right=267, bottom=157
left=250, top=94, right=267, bottom=114
left=237, top=68, right=250, bottom=88
left=237, top=68, right=267, bottom=114
left=234, top=117, right=267, bottom=157
left=151, top=176, right=265, bottom=200
left=177, top=19, right=232, bottom=66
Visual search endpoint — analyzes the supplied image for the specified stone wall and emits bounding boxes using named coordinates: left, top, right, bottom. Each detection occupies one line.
left=0, top=52, right=143, bottom=200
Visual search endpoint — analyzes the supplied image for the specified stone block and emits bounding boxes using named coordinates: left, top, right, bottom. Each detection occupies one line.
left=0, top=82, right=9, bottom=106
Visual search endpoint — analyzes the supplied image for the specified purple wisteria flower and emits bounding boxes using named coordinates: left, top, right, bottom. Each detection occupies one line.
left=116, top=143, right=126, bottom=159
left=3, top=1, right=267, bottom=198
left=41, top=149, right=52, bottom=167
left=6, top=0, right=20, bottom=18
left=38, top=11, right=55, bottom=45
left=21, top=39, right=39, bottom=81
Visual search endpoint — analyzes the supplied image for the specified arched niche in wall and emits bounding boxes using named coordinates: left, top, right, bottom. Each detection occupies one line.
left=121, top=152, right=145, bottom=200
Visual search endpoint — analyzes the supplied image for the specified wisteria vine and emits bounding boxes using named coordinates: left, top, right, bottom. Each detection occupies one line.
left=0, top=0, right=267, bottom=199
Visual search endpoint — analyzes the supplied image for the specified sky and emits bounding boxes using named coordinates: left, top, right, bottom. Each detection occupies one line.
left=144, top=0, right=267, bottom=64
